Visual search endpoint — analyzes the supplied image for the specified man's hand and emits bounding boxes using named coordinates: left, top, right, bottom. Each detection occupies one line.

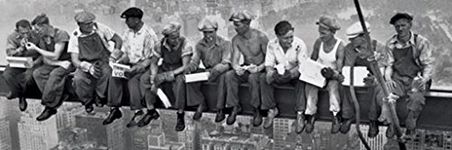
left=155, top=71, right=175, bottom=85
left=25, top=42, right=38, bottom=50
left=88, top=62, right=102, bottom=79
left=363, top=75, right=376, bottom=86
left=412, top=76, right=427, bottom=91
left=321, top=67, right=335, bottom=79
left=110, top=49, right=123, bottom=61
left=59, top=61, right=71, bottom=70
left=386, top=79, right=397, bottom=92
left=235, top=67, right=246, bottom=76
left=150, top=84, right=158, bottom=94
left=247, top=64, right=259, bottom=73
left=266, top=71, right=275, bottom=84
left=208, top=69, right=221, bottom=82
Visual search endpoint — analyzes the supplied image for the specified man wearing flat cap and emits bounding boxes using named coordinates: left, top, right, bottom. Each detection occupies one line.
left=384, top=12, right=433, bottom=138
left=103, top=7, right=159, bottom=127
left=183, top=17, right=232, bottom=123
left=3, top=19, right=41, bottom=112
left=142, top=21, right=194, bottom=131
left=260, top=20, right=309, bottom=130
left=226, top=10, right=269, bottom=126
left=338, top=21, right=390, bottom=137
left=68, top=11, right=123, bottom=113
left=24, top=14, right=74, bottom=121
left=304, top=15, right=345, bottom=134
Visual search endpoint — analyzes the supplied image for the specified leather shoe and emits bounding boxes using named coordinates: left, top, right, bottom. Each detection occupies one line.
left=126, top=110, right=144, bottom=128
left=137, top=109, right=160, bottom=127
left=252, top=108, right=263, bottom=127
left=6, top=92, right=16, bottom=100
left=305, top=115, right=316, bottom=134
left=226, top=106, right=241, bottom=125
left=175, top=112, right=185, bottom=131
left=263, top=108, right=278, bottom=129
left=295, top=112, right=306, bottom=134
left=103, top=108, right=122, bottom=125
left=331, top=115, right=341, bottom=134
left=85, top=104, right=94, bottom=113
left=19, top=97, right=27, bottom=111
left=36, top=107, right=57, bottom=121
left=215, top=109, right=225, bottom=123
left=193, top=104, right=204, bottom=121
left=340, top=118, right=353, bottom=134
left=368, top=120, right=379, bottom=138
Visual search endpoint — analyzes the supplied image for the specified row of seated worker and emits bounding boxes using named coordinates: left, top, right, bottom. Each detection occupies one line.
left=2, top=6, right=433, bottom=139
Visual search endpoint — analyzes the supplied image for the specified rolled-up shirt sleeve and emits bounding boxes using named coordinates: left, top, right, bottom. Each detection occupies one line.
left=152, top=42, right=162, bottom=59
left=264, top=42, right=276, bottom=67
left=181, top=40, right=193, bottom=57
left=417, top=37, right=433, bottom=80
left=67, top=30, right=80, bottom=54
left=221, top=40, right=232, bottom=65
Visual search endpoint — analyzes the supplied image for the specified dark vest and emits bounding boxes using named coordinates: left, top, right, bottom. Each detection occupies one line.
left=160, top=37, right=186, bottom=72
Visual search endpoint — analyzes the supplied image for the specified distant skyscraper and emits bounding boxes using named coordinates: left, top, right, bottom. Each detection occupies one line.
left=75, top=112, right=125, bottom=150
left=18, top=102, right=58, bottom=150
left=0, top=100, right=12, bottom=150
left=358, top=124, right=388, bottom=150
left=273, top=118, right=294, bottom=149
left=55, top=104, right=84, bottom=130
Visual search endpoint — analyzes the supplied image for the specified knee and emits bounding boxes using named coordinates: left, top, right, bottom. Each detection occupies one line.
left=225, top=70, right=236, bottom=80
left=175, top=75, right=185, bottom=83
left=248, top=73, right=260, bottom=83
left=32, top=69, right=43, bottom=79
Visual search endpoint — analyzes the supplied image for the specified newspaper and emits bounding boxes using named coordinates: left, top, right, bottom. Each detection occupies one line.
left=111, top=63, right=131, bottom=78
left=298, top=59, right=327, bottom=88
left=6, top=57, right=33, bottom=68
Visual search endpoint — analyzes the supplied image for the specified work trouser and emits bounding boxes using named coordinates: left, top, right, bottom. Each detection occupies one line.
left=140, top=69, right=199, bottom=110
left=259, top=72, right=306, bottom=111
left=73, top=61, right=111, bottom=106
left=33, top=64, right=74, bottom=108
left=341, top=84, right=380, bottom=120
left=305, top=80, right=341, bottom=115
left=2, top=65, right=38, bottom=97
left=107, top=71, right=145, bottom=110
left=183, top=69, right=227, bottom=110
left=225, top=70, right=263, bottom=109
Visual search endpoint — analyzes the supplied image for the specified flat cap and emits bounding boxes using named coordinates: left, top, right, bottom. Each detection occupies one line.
left=74, top=11, right=96, bottom=23
left=121, top=7, right=143, bottom=19
left=316, top=15, right=340, bottom=31
left=162, top=22, right=182, bottom=36
left=229, top=11, right=254, bottom=22
left=31, top=14, right=49, bottom=25
left=346, top=21, right=370, bottom=39
left=390, top=12, right=413, bottom=25
left=198, top=17, right=218, bottom=31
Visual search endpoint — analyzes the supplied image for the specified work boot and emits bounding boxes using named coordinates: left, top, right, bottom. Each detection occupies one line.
left=340, top=118, right=353, bottom=134
left=252, top=108, right=263, bottom=127
left=226, top=106, right=241, bottom=125
left=215, top=109, right=225, bottom=123
left=386, top=124, right=395, bottom=138
left=295, top=112, right=306, bottom=134
left=19, top=97, right=27, bottom=111
left=305, top=115, right=316, bottom=134
left=331, top=114, right=341, bottom=134
left=85, top=104, right=94, bottom=113
left=193, top=104, right=204, bottom=121
left=137, top=109, right=160, bottom=127
left=263, top=108, right=279, bottom=129
left=368, top=120, right=379, bottom=138
left=6, top=91, right=16, bottom=100
left=36, top=107, right=57, bottom=121
left=126, top=110, right=144, bottom=128
left=175, top=112, right=185, bottom=131
left=103, top=108, right=122, bottom=125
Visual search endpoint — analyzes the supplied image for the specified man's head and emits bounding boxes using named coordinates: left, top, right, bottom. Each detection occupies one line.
left=74, top=11, right=96, bottom=34
left=121, top=7, right=144, bottom=29
left=346, top=21, right=372, bottom=58
left=229, top=11, right=253, bottom=35
left=390, top=12, right=413, bottom=38
left=15, top=19, right=33, bottom=39
left=198, top=17, right=218, bottom=43
left=31, top=14, right=51, bottom=34
left=274, top=20, right=294, bottom=49
left=162, top=22, right=182, bottom=47
left=316, top=15, right=340, bottom=42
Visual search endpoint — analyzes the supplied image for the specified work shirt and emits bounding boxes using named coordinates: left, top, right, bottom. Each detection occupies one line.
left=38, top=27, right=71, bottom=61
left=385, top=32, right=433, bottom=80
left=190, top=35, right=231, bottom=71
left=121, top=24, right=158, bottom=64
left=6, top=30, right=40, bottom=57
left=265, top=36, right=308, bottom=71
left=68, top=23, right=116, bottom=54
left=153, top=36, right=193, bottom=71
left=231, top=28, right=269, bottom=67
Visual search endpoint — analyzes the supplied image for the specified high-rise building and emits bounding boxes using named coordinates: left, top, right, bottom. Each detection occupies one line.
left=273, top=118, right=294, bottom=149
left=0, top=100, right=12, bottom=150
left=55, top=104, right=84, bottom=130
left=75, top=112, right=125, bottom=150
left=18, top=102, right=58, bottom=150
left=358, top=124, right=388, bottom=150
left=200, top=134, right=258, bottom=150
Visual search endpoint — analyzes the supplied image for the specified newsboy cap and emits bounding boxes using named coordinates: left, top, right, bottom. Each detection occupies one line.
left=74, top=11, right=96, bottom=23
left=121, top=7, right=144, bottom=19
left=316, top=15, right=341, bottom=31
left=162, top=22, right=182, bottom=36
left=229, top=11, right=254, bottom=22
left=346, top=21, right=370, bottom=39
left=198, top=17, right=218, bottom=31
left=389, top=12, right=413, bottom=25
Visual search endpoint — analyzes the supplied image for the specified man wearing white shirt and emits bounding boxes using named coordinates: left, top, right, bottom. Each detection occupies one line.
left=260, top=20, right=308, bottom=131
left=68, top=11, right=123, bottom=113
